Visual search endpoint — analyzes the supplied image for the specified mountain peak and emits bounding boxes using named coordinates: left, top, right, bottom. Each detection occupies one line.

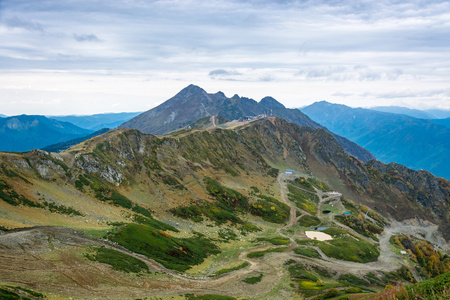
left=259, top=96, right=285, bottom=109
left=175, top=84, right=206, bottom=97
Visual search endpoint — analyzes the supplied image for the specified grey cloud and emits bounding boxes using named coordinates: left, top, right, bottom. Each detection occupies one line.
left=209, top=69, right=241, bottom=79
left=4, top=16, right=44, bottom=32
left=73, top=34, right=101, bottom=43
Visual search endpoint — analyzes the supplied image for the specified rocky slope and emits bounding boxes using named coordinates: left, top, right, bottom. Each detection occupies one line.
left=1, top=117, right=448, bottom=239
left=119, top=85, right=374, bottom=162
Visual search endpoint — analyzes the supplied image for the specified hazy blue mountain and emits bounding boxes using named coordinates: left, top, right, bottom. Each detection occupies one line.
left=301, top=101, right=450, bottom=179
left=424, top=109, right=450, bottom=119
left=50, top=112, right=141, bottom=130
left=0, top=114, right=7, bottom=118
left=370, top=106, right=435, bottom=119
left=0, top=115, right=92, bottom=152
left=42, top=128, right=110, bottom=153
left=119, top=84, right=374, bottom=162
left=431, top=117, right=450, bottom=128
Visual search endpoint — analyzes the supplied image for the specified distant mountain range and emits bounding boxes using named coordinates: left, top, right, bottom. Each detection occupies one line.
left=0, top=115, right=93, bottom=152
left=50, top=112, right=141, bottom=131
left=0, top=114, right=7, bottom=118
left=370, top=106, right=450, bottom=119
left=370, top=106, right=436, bottom=119
left=119, top=84, right=374, bottom=162
left=301, top=101, right=450, bottom=179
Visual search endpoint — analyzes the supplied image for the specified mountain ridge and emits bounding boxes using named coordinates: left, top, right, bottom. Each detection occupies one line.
left=119, top=84, right=375, bottom=162
left=50, top=111, right=141, bottom=130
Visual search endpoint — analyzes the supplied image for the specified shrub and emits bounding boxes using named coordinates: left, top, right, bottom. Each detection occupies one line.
left=243, top=273, right=263, bottom=284
left=215, top=262, right=249, bottom=276
left=256, top=236, right=290, bottom=245
left=298, top=215, right=321, bottom=227
left=323, top=288, right=340, bottom=299
left=318, top=228, right=380, bottom=263
left=247, top=247, right=288, bottom=258
left=294, top=247, right=321, bottom=258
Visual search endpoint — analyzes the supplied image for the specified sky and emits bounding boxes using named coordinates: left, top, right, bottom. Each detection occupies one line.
left=1, top=0, right=450, bottom=116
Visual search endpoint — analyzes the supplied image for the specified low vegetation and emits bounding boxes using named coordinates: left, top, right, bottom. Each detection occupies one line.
left=338, top=273, right=369, bottom=286
left=0, top=179, right=41, bottom=208
left=335, top=214, right=383, bottom=241
left=256, top=236, right=290, bottom=245
left=364, top=272, right=450, bottom=300
left=285, top=260, right=344, bottom=297
left=133, top=214, right=179, bottom=232
left=247, top=247, right=288, bottom=258
left=75, top=173, right=153, bottom=217
left=0, top=285, right=45, bottom=299
left=1, top=179, right=83, bottom=216
left=107, top=223, right=220, bottom=272
left=215, top=262, right=249, bottom=276
left=298, top=215, right=321, bottom=227
left=291, top=177, right=315, bottom=192
left=293, top=247, right=321, bottom=258
left=249, top=194, right=290, bottom=224
left=317, top=228, right=380, bottom=263
left=0, top=163, right=31, bottom=184
left=171, top=178, right=273, bottom=230
left=242, top=273, right=263, bottom=284
left=287, top=184, right=317, bottom=215
left=307, top=177, right=331, bottom=192
left=391, top=234, right=450, bottom=278
left=86, top=246, right=149, bottom=273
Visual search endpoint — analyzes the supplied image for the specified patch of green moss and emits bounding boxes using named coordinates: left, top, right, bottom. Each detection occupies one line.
left=243, top=273, right=263, bottom=284
left=293, top=247, right=321, bottom=258
left=287, top=184, right=317, bottom=215
left=335, top=215, right=382, bottom=241
left=298, top=215, right=321, bottom=227
left=247, top=247, right=288, bottom=258
left=256, top=236, right=290, bottom=245
left=215, top=262, right=249, bottom=276
left=86, top=246, right=149, bottom=273
left=107, top=223, right=220, bottom=272
left=249, top=195, right=289, bottom=224
left=317, top=228, right=380, bottom=263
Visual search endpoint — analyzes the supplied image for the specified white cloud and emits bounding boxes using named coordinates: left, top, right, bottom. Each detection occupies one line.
left=0, top=0, right=449, bottom=114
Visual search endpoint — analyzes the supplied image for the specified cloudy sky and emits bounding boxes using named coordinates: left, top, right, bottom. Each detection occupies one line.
left=1, top=0, right=450, bottom=115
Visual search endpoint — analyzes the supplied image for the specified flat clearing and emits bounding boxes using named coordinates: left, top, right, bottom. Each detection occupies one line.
left=305, top=231, right=333, bottom=241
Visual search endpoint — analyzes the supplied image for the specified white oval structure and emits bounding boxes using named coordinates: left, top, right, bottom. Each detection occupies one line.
left=305, top=231, right=333, bottom=241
